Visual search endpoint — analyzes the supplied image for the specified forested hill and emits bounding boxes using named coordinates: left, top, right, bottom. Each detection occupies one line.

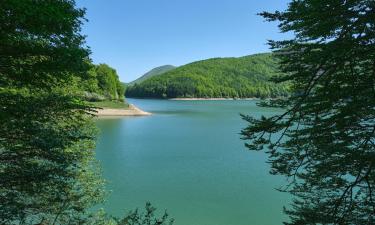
left=125, top=53, right=289, bottom=99
left=128, top=65, right=176, bottom=85
left=79, top=63, right=125, bottom=101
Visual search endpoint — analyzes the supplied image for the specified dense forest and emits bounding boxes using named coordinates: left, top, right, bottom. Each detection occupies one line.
left=80, top=63, right=125, bottom=102
left=126, top=53, right=289, bottom=98
left=0, top=1, right=170, bottom=224
left=128, top=65, right=176, bottom=85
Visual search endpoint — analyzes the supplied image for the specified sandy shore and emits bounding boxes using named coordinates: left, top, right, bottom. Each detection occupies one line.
left=95, top=104, right=151, bottom=117
left=169, top=97, right=259, bottom=101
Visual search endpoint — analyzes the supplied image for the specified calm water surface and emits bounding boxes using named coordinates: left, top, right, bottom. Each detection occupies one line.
left=95, top=99, right=289, bottom=225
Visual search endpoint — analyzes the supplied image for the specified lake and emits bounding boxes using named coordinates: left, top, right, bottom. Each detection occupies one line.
left=95, top=99, right=289, bottom=225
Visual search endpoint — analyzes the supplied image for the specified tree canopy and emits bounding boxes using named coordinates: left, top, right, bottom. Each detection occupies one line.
left=0, top=0, right=105, bottom=224
left=126, top=53, right=289, bottom=99
left=242, top=0, right=375, bottom=224
left=0, top=1, right=171, bottom=224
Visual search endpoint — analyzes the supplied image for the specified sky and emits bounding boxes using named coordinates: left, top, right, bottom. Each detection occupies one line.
left=76, top=0, right=290, bottom=82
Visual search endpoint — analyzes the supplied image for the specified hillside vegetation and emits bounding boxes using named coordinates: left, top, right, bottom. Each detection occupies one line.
left=79, top=63, right=126, bottom=102
left=129, top=65, right=176, bottom=85
left=126, top=53, right=288, bottom=99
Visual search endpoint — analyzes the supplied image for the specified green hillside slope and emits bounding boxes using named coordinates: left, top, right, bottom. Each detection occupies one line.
left=128, top=65, right=176, bottom=85
left=125, top=53, right=288, bottom=98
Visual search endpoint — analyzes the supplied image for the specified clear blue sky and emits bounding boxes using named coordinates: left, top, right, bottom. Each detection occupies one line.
left=76, top=0, right=290, bottom=82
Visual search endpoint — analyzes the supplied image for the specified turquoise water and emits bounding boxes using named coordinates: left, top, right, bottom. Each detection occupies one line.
left=95, top=99, right=289, bottom=225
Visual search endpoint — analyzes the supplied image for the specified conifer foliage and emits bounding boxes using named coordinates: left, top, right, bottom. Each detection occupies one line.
left=242, top=1, right=375, bottom=224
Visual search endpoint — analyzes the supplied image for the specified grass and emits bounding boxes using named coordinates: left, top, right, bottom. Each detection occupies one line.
left=89, top=100, right=129, bottom=109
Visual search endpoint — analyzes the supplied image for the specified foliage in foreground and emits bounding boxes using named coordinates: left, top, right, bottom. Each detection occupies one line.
left=116, top=203, right=174, bottom=225
left=126, top=53, right=289, bottom=99
left=0, top=0, right=173, bottom=224
left=88, top=203, right=174, bottom=225
left=0, top=0, right=107, bottom=224
left=242, top=0, right=375, bottom=224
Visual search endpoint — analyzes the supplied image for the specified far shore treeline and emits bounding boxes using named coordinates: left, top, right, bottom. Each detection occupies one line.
left=125, top=53, right=289, bottom=99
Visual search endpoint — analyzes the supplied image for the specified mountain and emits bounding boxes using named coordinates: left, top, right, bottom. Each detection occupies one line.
left=128, top=65, right=176, bottom=85
left=125, top=53, right=289, bottom=99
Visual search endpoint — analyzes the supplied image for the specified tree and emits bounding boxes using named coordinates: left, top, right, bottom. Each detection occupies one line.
left=0, top=0, right=105, bottom=224
left=125, top=54, right=289, bottom=99
left=241, top=0, right=375, bottom=224
left=95, top=64, right=124, bottom=101
left=116, top=203, right=174, bottom=225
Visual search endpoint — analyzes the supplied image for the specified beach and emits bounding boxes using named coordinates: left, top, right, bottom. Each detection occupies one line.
left=95, top=104, right=151, bottom=116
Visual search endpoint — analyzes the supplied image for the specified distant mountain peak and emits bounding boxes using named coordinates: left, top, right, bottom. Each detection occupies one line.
left=128, top=65, right=176, bottom=85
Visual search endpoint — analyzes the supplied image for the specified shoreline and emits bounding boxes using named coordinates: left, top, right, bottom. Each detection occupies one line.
left=169, top=97, right=260, bottom=101
left=95, top=104, right=151, bottom=117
